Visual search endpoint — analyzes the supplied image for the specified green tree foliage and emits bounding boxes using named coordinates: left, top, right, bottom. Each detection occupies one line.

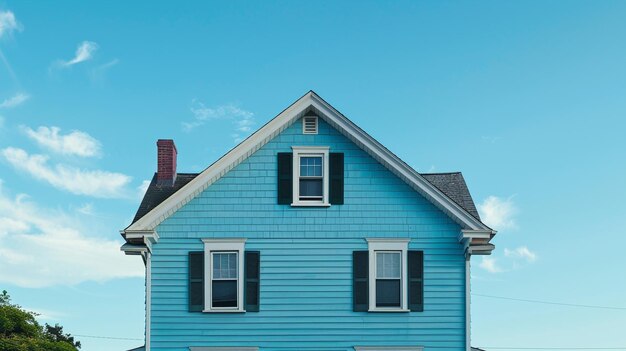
left=0, top=290, right=81, bottom=351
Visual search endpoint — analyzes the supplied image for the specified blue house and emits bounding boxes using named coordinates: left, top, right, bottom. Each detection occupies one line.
left=121, top=91, right=496, bottom=351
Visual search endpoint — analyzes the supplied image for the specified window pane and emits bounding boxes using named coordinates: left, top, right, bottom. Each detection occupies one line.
left=300, top=157, right=322, bottom=177
left=213, top=253, right=237, bottom=279
left=376, top=252, right=401, bottom=278
left=376, top=279, right=401, bottom=307
left=299, top=179, right=323, bottom=197
left=212, top=280, right=237, bottom=307
left=213, top=254, right=221, bottom=279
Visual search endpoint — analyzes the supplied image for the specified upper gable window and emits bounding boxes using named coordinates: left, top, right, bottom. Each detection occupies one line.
left=291, top=146, right=329, bottom=206
left=302, top=115, right=318, bottom=134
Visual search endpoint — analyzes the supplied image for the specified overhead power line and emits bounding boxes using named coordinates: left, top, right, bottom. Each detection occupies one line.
left=472, top=293, right=626, bottom=310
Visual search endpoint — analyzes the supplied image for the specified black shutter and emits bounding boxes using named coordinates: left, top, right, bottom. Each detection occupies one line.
left=277, top=153, right=293, bottom=204
left=408, top=250, right=424, bottom=312
left=189, top=251, right=204, bottom=312
left=245, top=251, right=260, bottom=312
left=353, top=251, right=369, bottom=311
left=329, top=153, right=344, bottom=204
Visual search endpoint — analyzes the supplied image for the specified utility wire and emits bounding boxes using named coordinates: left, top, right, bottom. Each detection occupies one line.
left=472, top=293, right=626, bottom=310
left=72, top=334, right=142, bottom=341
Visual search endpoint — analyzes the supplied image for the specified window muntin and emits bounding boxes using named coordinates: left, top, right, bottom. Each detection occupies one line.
left=375, top=251, right=401, bottom=308
left=299, top=156, right=323, bottom=200
left=211, top=252, right=238, bottom=308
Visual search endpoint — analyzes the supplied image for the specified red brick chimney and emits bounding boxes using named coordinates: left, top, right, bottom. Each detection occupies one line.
left=157, top=139, right=177, bottom=186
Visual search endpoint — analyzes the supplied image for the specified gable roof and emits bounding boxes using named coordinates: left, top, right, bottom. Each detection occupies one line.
left=125, top=91, right=493, bottom=233
left=133, top=171, right=481, bottom=226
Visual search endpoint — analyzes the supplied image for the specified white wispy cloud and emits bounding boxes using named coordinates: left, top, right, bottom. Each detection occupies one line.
left=76, top=203, right=95, bottom=216
left=183, top=100, right=255, bottom=143
left=481, top=136, right=501, bottom=144
left=1, top=147, right=131, bottom=198
left=89, top=58, right=119, bottom=82
left=0, top=181, right=143, bottom=288
left=479, top=256, right=503, bottom=273
left=0, top=10, right=21, bottom=38
left=61, top=41, right=98, bottom=67
left=22, top=126, right=101, bottom=157
left=0, top=92, right=29, bottom=108
left=504, top=246, right=537, bottom=263
left=477, top=195, right=518, bottom=230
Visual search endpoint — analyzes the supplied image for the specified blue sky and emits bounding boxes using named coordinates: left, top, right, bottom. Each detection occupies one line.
left=1, top=1, right=625, bottom=350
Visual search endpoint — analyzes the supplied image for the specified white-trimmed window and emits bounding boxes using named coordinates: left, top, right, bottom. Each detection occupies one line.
left=202, top=238, right=246, bottom=312
left=291, top=146, right=330, bottom=206
left=367, top=238, right=409, bottom=312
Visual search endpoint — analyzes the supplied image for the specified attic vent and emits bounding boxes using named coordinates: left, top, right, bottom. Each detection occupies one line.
left=302, top=116, right=318, bottom=134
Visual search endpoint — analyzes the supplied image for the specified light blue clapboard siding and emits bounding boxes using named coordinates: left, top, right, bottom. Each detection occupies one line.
left=151, top=117, right=466, bottom=351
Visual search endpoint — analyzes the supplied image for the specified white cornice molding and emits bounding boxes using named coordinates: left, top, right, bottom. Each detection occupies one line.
left=124, top=91, right=492, bottom=234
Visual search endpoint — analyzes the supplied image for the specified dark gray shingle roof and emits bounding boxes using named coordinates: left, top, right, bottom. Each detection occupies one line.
left=421, top=172, right=481, bottom=220
left=132, top=173, right=198, bottom=224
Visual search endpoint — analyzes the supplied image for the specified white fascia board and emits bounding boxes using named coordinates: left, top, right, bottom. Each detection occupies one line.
left=459, top=229, right=496, bottom=241
left=125, top=91, right=492, bottom=233
left=124, top=230, right=159, bottom=242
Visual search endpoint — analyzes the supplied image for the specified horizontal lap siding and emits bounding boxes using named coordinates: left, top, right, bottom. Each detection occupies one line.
left=151, top=118, right=466, bottom=351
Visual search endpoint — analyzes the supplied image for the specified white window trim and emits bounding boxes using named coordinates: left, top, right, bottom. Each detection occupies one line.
left=366, top=238, right=410, bottom=312
left=291, top=146, right=330, bottom=207
left=202, top=238, right=246, bottom=313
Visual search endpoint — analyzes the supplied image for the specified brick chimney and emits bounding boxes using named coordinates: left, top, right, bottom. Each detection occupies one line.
left=157, top=139, right=177, bottom=186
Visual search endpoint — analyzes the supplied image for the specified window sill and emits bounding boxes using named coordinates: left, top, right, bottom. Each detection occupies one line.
left=368, top=308, right=410, bottom=313
left=291, top=202, right=331, bottom=207
left=202, top=309, right=246, bottom=313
